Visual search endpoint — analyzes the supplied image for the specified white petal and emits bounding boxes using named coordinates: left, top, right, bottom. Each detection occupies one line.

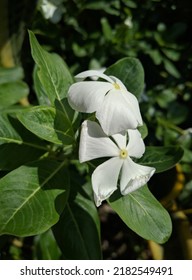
left=96, top=90, right=139, bottom=135
left=75, top=70, right=114, bottom=83
left=91, top=68, right=107, bottom=80
left=127, top=129, right=145, bottom=158
left=79, top=120, right=119, bottom=163
left=120, top=157, right=155, bottom=195
left=92, top=157, right=123, bottom=206
left=68, top=81, right=112, bottom=113
left=122, top=91, right=143, bottom=126
left=111, top=132, right=127, bottom=149
left=109, top=76, right=143, bottom=126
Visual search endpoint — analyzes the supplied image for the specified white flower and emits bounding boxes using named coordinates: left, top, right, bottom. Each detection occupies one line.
left=40, top=0, right=63, bottom=23
left=68, top=70, right=143, bottom=135
left=79, top=120, right=155, bottom=206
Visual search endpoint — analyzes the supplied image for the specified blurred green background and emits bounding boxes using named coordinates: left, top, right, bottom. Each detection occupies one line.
left=0, top=0, right=192, bottom=259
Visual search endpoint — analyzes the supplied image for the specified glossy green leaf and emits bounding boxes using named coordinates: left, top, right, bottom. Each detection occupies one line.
left=0, top=115, right=22, bottom=144
left=108, top=185, right=172, bottom=244
left=105, top=57, right=145, bottom=99
left=17, top=106, right=74, bottom=145
left=0, top=116, right=47, bottom=169
left=136, top=146, right=184, bottom=173
left=33, top=64, right=76, bottom=124
left=0, top=81, right=29, bottom=108
left=33, top=65, right=51, bottom=106
left=0, top=143, right=45, bottom=170
left=0, top=66, right=24, bottom=84
left=55, top=98, right=79, bottom=128
left=0, top=160, right=69, bottom=236
left=53, top=179, right=102, bottom=260
left=0, top=105, right=25, bottom=115
left=29, top=31, right=73, bottom=105
left=34, top=229, right=62, bottom=260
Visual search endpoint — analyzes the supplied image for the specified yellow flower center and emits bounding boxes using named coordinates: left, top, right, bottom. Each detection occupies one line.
left=113, top=83, right=120, bottom=90
left=119, top=149, right=128, bottom=159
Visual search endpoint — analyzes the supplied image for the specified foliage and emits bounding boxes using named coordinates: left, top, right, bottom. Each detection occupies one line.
left=0, top=0, right=191, bottom=260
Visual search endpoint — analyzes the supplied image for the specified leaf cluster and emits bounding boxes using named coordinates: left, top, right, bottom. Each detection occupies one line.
left=0, top=32, right=184, bottom=259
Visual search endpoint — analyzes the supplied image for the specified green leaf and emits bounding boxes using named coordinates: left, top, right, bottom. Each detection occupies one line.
left=162, top=49, right=180, bottom=61
left=54, top=98, right=74, bottom=122
left=108, top=185, right=172, bottom=244
left=166, top=102, right=189, bottom=125
left=72, top=43, right=87, bottom=57
left=147, top=49, right=162, bottom=65
left=105, top=57, right=145, bottom=99
left=101, top=17, right=113, bottom=41
left=0, top=81, right=29, bottom=109
left=0, top=105, right=25, bottom=115
left=0, top=115, right=47, bottom=169
left=0, top=115, right=48, bottom=170
left=138, top=122, right=148, bottom=139
left=0, top=115, right=22, bottom=144
left=136, top=146, right=184, bottom=173
left=34, top=229, right=62, bottom=260
left=33, top=64, right=77, bottom=124
left=33, top=65, right=51, bottom=106
left=122, top=0, right=137, bottom=8
left=0, top=66, right=24, bottom=84
left=17, top=105, right=74, bottom=145
left=0, top=160, right=69, bottom=236
left=163, top=58, right=181, bottom=78
left=156, top=89, right=176, bottom=109
left=84, top=2, right=120, bottom=15
left=53, top=180, right=102, bottom=260
left=0, top=143, right=45, bottom=170
left=29, top=31, right=73, bottom=106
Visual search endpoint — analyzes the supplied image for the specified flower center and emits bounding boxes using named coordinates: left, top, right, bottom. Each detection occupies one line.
left=119, top=149, right=128, bottom=159
left=113, top=82, right=120, bottom=90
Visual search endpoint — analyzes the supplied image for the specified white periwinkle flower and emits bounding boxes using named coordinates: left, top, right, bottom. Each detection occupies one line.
left=40, top=0, right=63, bottom=23
left=79, top=120, right=155, bottom=206
left=68, top=70, right=143, bottom=135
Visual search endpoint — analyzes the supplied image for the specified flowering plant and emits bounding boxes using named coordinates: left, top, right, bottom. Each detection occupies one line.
left=0, top=32, right=184, bottom=259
